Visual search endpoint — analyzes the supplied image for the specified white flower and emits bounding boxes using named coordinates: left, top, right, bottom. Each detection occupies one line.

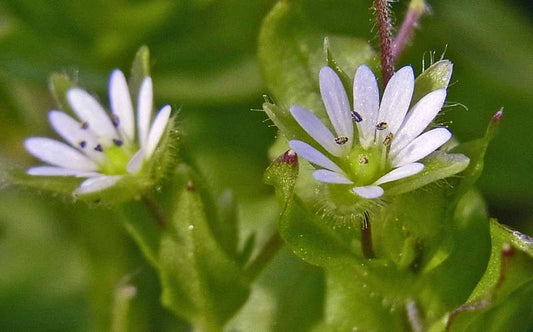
left=289, top=65, right=452, bottom=199
left=24, top=70, right=172, bottom=195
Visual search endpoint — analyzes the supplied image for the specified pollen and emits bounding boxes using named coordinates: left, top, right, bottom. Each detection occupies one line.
left=376, top=122, right=388, bottom=130
left=335, top=136, right=349, bottom=145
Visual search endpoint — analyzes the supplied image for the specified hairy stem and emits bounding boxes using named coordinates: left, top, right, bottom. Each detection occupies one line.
left=374, top=0, right=394, bottom=86
left=392, top=0, right=427, bottom=61
left=245, top=231, right=283, bottom=279
left=361, top=212, right=375, bottom=258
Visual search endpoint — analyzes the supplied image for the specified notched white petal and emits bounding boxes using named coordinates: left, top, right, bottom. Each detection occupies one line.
left=319, top=66, right=353, bottom=142
left=25, top=137, right=99, bottom=171
left=377, top=66, right=415, bottom=136
left=67, top=88, right=118, bottom=141
left=392, top=128, right=452, bottom=167
left=391, top=89, right=447, bottom=156
left=145, top=105, right=171, bottom=158
left=110, top=69, right=135, bottom=142
left=353, top=186, right=384, bottom=199
left=289, top=140, right=343, bottom=173
left=353, top=65, right=380, bottom=148
left=290, top=105, right=344, bottom=157
left=374, top=163, right=424, bottom=185
left=126, top=149, right=145, bottom=174
left=137, top=77, right=153, bottom=149
left=313, top=170, right=353, bottom=184
left=74, top=175, right=122, bottom=195
left=27, top=166, right=100, bottom=178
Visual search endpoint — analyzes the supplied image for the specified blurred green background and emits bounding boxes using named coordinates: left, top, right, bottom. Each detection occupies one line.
left=0, top=0, right=531, bottom=330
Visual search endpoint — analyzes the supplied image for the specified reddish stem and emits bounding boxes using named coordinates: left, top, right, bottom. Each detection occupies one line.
left=374, top=0, right=394, bottom=86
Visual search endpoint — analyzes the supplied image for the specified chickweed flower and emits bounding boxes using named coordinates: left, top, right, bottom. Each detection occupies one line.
left=24, top=70, right=171, bottom=195
left=289, top=65, right=452, bottom=199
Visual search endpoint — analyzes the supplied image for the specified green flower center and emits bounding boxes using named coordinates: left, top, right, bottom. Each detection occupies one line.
left=339, top=145, right=387, bottom=186
left=99, top=144, right=137, bottom=175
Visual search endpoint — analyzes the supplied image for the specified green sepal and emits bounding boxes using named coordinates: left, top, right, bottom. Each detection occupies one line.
left=384, top=151, right=470, bottom=196
left=49, top=72, right=76, bottom=114
left=428, top=220, right=533, bottom=332
left=158, top=165, right=250, bottom=330
left=412, top=60, right=454, bottom=105
left=2, top=165, right=80, bottom=197
left=129, top=45, right=151, bottom=105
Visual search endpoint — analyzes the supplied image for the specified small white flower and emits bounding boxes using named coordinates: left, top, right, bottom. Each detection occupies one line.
left=289, top=65, right=452, bottom=199
left=25, top=70, right=172, bottom=195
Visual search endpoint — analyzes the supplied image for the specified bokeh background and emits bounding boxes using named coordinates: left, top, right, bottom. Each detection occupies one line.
left=0, top=0, right=531, bottom=330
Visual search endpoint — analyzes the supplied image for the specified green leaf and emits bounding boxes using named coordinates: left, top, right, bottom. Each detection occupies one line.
left=158, top=166, right=249, bottom=330
left=258, top=0, right=375, bottom=132
left=432, top=220, right=533, bottom=332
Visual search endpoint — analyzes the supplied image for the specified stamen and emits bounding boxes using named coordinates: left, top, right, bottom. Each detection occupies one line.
left=359, top=154, right=369, bottom=164
left=376, top=122, right=388, bottom=130
left=79, top=141, right=87, bottom=148
left=94, top=144, right=103, bottom=152
left=111, top=114, right=120, bottom=128
left=113, top=139, right=123, bottom=147
left=335, top=136, right=349, bottom=145
left=81, top=122, right=89, bottom=130
left=351, top=111, right=363, bottom=123
left=383, top=133, right=394, bottom=147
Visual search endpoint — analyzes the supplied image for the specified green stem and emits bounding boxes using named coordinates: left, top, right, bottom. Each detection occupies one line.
left=245, top=231, right=283, bottom=279
left=141, top=194, right=167, bottom=227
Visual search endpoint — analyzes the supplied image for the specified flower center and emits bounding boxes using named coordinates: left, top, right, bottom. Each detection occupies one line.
left=99, top=144, right=136, bottom=175
left=341, top=145, right=385, bottom=186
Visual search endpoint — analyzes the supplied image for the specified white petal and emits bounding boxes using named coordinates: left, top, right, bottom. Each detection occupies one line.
left=27, top=166, right=100, bottom=178
left=377, top=66, right=415, bottom=137
left=313, top=170, right=353, bottom=184
left=392, top=128, right=452, bottom=167
left=126, top=149, right=145, bottom=174
left=288, top=140, right=343, bottom=173
left=74, top=175, right=122, bottom=195
left=353, top=186, right=384, bottom=199
left=391, top=89, right=447, bottom=156
left=110, top=69, right=135, bottom=142
left=145, top=105, right=171, bottom=158
left=319, top=66, right=353, bottom=143
left=48, top=111, right=105, bottom=162
left=374, top=163, right=424, bottom=185
left=353, top=65, right=380, bottom=148
left=67, top=88, right=118, bottom=142
left=137, top=77, right=153, bottom=149
left=25, top=137, right=99, bottom=171
left=290, top=105, right=344, bottom=157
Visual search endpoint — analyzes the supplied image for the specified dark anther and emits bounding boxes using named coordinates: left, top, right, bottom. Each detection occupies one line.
left=351, top=111, right=363, bottom=123
left=81, top=122, right=89, bottom=130
left=335, top=136, right=349, bottom=145
left=111, top=114, right=120, bottom=128
left=79, top=141, right=87, bottom=148
left=383, top=133, right=394, bottom=147
left=359, top=154, right=369, bottom=164
left=376, top=122, right=388, bottom=130
left=94, top=144, right=103, bottom=152
left=113, top=139, right=123, bottom=147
